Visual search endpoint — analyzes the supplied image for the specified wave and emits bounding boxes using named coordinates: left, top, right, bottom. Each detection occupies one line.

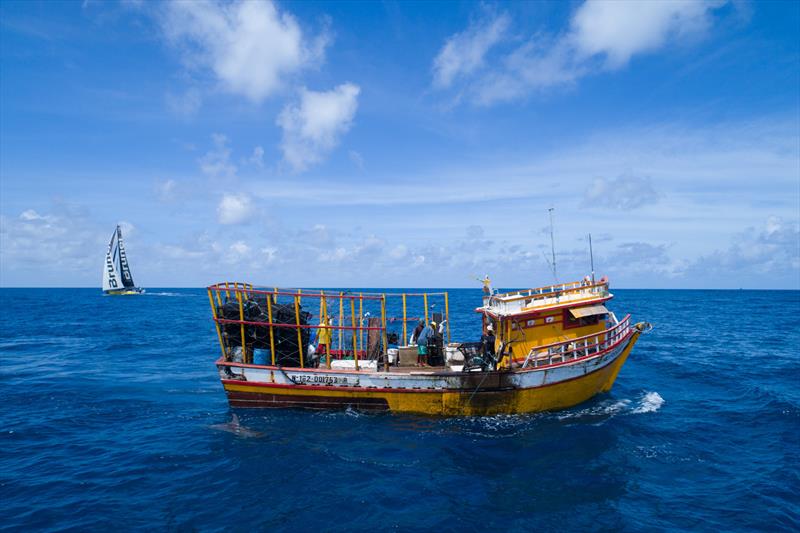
left=632, top=391, right=665, bottom=414
left=557, top=391, right=664, bottom=422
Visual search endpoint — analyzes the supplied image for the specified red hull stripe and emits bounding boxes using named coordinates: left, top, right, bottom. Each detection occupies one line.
left=227, top=390, right=389, bottom=410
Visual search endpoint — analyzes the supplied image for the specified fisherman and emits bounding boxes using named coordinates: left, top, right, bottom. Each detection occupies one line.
left=481, top=323, right=496, bottom=358
left=481, top=274, right=493, bottom=295
left=316, top=315, right=332, bottom=366
left=411, top=320, right=425, bottom=345
left=429, top=321, right=445, bottom=365
left=416, top=321, right=433, bottom=366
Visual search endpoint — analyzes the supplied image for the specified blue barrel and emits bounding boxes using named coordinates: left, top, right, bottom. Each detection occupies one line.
left=253, top=348, right=270, bottom=365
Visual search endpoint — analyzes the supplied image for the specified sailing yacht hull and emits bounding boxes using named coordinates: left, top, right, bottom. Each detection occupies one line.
left=103, top=288, right=144, bottom=295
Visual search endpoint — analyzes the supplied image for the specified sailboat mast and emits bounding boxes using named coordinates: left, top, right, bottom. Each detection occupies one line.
left=589, top=233, right=595, bottom=284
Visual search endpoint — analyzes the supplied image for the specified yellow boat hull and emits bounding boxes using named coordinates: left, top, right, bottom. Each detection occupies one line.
left=220, top=330, right=640, bottom=416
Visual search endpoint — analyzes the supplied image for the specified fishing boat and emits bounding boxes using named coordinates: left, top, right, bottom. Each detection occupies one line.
left=208, top=278, right=650, bottom=416
left=102, top=225, right=144, bottom=295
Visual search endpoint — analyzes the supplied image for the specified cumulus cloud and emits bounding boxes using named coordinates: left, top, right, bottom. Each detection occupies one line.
left=571, top=0, right=719, bottom=67
left=433, top=0, right=728, bottom=105
left=582, top=174, right=661, bottom=210
left=155, top=179, right=177, bottom=202
left=432, top=12, right=510, bottom=88
left=200, top=133, right=237, bottom=180
left=683, top=216, right=800, bottom=288
left=161, top=0, right=328, bottom=103
left=277, top=83, right=360, bottom=172
left=247, top=146, right=265, bottom=168
left=348, top=149, right=365, bottom=171
left=217, top=193, right=253, bottom=224
left=0, top=206, right=105, bottom=283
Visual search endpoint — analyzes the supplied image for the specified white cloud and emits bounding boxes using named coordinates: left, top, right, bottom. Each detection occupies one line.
left=348, top=149, right=365, bottom=171
left=155, top=179, right=177, bottom=202
left=582, top=174, right=661, bottom=210
left=217, top=193, right=253, bottom=224
left=248, top=146, right=265, bottom=168
left=682, top=216, right=800, bottom=287
left=434, top=1, right=728, bottom=105
left=571, top=0, right=719, bottom=67
left=200, top=133, right=237, bottom=180
left=432, top=12, right=510, bottom=88
left=161, top=0, right=328, bottom=103
left=0, top=205, right=105, bottom=282
left=277, top=83, right=360, bottom=172
left=19, top=209, right=52, bottom=222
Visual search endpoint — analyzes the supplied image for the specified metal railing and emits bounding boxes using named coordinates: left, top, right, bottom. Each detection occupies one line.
left=483, top=281, right=610, bottom=315
left=207, top=282, right=450, bottom=372
left=519, top=314, right=631, bottom=369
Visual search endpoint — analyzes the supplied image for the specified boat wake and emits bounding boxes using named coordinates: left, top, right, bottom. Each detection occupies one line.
left=632, top=391, right=664, bottom=414
left=557, top=391, right=664, bottom=422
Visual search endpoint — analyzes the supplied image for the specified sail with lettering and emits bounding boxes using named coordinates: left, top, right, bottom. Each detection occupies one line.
left=102, top=225, right=143, bottom=295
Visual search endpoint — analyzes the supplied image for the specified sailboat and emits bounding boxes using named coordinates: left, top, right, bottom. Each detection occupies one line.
left=102, top=225, right=144, bottom=295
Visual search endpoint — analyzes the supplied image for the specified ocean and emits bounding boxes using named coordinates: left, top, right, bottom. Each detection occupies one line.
left=0, top=288, right=798, bottom=531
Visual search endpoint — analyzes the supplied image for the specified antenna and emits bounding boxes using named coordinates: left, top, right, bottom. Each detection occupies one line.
left=548, top=207, right=557, bottom=282
left=588, top=233, right=595, bottom=284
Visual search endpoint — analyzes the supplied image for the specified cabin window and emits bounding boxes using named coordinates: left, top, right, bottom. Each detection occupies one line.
left=563, top=309, right=606, bottom=329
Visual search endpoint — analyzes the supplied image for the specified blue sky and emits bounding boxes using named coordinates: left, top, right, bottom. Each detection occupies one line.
left=1, top=0, right=798, bottom=289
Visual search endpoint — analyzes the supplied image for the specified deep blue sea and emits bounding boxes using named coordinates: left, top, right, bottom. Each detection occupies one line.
left=1, top=288, right=798, bottom=531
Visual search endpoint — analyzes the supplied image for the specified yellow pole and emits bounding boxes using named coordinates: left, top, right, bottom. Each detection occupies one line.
left=294, top=291, right=304, bottom=368
left=225, top=281, right=231, bottom=300
left=236, top=287, right=247, bottom=364
left=381, top=295, right=388, bottom=372
left=322, top=293, right=331, bottom=369
left=215, top=286, right=222, bottom=306
left=423, top=293, right=428, bottom=325
left=402, top=293, right=407, bottom=345
left=351, top=297, right=358, bottom=371
left=358, top=293, right=363, bottom=355
left=444, top=292, right=451, bottom=344
left=339, top=292, right=344, bottom=354
left=208, top=289, right=226, bottom=360
left=266, top=289, right=276, bottom=366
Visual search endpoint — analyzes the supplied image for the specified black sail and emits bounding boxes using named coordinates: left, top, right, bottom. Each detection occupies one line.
left=116, top=226, right=136, bottom=288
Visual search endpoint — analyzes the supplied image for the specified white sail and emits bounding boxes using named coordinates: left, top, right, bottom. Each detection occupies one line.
left=102, top=225, right=138, bottom=293
left=102, top=228, right=122, bottom=292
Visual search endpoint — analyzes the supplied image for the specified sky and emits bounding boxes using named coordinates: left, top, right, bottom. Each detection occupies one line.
left=0, top=0, right=798, bottom=289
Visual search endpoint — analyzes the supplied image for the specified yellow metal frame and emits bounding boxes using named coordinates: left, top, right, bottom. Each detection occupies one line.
left=207, top=284, right=453, bottom=371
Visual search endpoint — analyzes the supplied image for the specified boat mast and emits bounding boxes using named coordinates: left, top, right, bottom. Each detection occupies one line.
left=548, top=207, right=557, bottom=282
left=588, top=233, right=595, bottom=284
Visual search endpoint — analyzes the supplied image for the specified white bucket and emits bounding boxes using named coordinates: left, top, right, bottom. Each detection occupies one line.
left=387, top=348, right=399, bottom=364
left=445, top=344, right=463, bottom=363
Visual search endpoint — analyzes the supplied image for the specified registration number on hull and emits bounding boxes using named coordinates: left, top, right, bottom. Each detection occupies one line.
left=289, top=374, right=359, bottom=387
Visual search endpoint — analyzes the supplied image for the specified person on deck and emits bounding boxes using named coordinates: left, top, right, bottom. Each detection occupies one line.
left=411, top=321, right=425, bottom=345
left=316, top=315, right=332, bottom=365
left=415, top=322, right=434, bottom=366
left=481, top=323, right=496, bottom=358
